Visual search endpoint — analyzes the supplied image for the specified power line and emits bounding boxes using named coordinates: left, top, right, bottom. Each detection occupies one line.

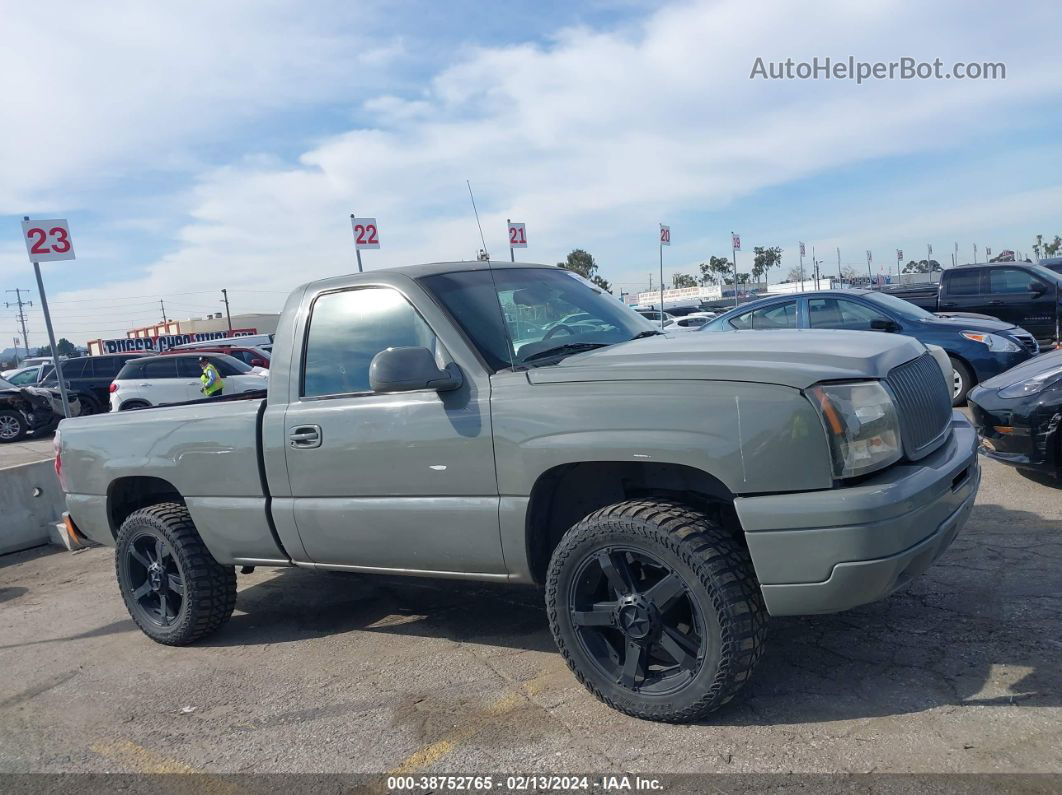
left=4, top=289, right=33, bottom=359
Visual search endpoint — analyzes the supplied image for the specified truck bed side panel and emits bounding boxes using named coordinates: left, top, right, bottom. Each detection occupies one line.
left=60, top=399, right=283, bottom=564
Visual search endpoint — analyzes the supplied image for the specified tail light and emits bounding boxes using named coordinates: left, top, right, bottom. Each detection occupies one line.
left=108, top=382, right=118, bottom=393
left=54, top=429, right=66, bottom=490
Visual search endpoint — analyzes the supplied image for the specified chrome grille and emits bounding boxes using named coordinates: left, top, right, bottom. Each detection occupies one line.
left=886, top=353, right=952, bottom=460
left=1011, top=331, right=1039, bottom=355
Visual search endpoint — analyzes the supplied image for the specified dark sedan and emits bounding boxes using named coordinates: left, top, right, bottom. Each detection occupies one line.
left=967, top=349, right=1062, bottom=478
left=700, top=289, right=1038, bottom=405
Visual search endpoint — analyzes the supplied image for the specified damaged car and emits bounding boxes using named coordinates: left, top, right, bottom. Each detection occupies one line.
left=0, top=376, right=81, bottom=443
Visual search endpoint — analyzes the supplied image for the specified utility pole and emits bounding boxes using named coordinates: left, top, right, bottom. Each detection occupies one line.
left=221, top=288, right=233, bottom=332
left=159, top=298, right=168, bottom=325
left=5, top=289, right=32, bottom=361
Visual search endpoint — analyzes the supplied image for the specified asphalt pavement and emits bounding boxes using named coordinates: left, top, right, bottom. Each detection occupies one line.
left=0, top=456, right=1059, bottom=776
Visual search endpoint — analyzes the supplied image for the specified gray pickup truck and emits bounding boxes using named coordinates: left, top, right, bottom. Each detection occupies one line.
left=57, top=261, right=980, bottom=722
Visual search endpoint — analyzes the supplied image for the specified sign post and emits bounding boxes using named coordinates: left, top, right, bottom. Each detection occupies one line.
left=20, top=217, right=74, bottom=417
left=896, top=249, right=903, bottom=282
left=350, top=215, right=380, bottom=272
left=866, top=249, right=873, bottom=281
left=658, top=224, right=670, bottom=328
left=507, top=220, right=527, bottom=262
left=798, top=241, right=806, bottom=291
left=731, top=232, right=741, bottom=307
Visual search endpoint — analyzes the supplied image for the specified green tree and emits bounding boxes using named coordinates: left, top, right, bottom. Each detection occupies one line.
left=902, top=259, right=943, bottom=274
left=751, top=246, right=783, bottom=284
left=56, top=338, right=77, bottom=357
left=672, top=273, right=698, bottom=289
left=700, top=255, right=734, bottom=285
left=558, top=249, right=611, bottom=292
left=35, top=346, right=50, bottom=357
left=1033, top=234, right=1061, bottom=260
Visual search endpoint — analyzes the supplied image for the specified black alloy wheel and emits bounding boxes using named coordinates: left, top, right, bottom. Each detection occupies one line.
left=546, top=499, right=767, bottom=722
left=568, top=547, right=705, bottom=695
left=121, top=532, right=186, bottom=628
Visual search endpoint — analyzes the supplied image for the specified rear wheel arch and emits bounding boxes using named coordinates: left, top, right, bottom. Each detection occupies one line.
left=525, top=460, right=741, bottom=585
left=107, top=476, right=184, bottom=539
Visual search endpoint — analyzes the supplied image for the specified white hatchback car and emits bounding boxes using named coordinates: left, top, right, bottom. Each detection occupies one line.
left=109, top=353, right=268, bottom=411
left=669, top=312, right=718, bottom=332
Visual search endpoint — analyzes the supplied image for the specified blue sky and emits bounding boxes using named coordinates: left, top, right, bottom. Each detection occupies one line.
left=1, top=0, right=1060, bottom=344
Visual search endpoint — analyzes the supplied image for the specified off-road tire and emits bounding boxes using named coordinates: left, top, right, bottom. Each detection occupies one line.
left=0, top=410, right=28, bottom=443
left=116, top=502, right=236, bottom=645
left=949, top=356, right=973, bottom=407
left=545, top=499, right=768, bottom=723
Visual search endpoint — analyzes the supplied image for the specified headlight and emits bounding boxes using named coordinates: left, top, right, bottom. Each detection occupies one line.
left=961, top=331, right=1022, bottom=353
left=997, top=364, right=1062, bottom=398
left=808, top=382, right=902, bottom=478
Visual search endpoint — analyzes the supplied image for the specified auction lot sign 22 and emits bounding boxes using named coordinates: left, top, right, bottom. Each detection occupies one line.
left=93, top=329, right=258, bottom=354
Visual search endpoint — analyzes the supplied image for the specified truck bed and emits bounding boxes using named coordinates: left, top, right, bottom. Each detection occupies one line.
left=59, top=396, right=283, bottom=564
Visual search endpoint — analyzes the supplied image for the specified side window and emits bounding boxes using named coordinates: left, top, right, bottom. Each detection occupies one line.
left=731, top=301, right=797, bottom=330
left=141, top=359, right=178, bottom=379
left=175, top=358, right=202, bottom=378
left=57, top=359, right=87, bottom=378
left=302, top=287, right=438, bottom=398
left=210, top=358, right=243, bottom=377
left=944, top=269, right=983, bottom=296
left=810, top=298, right=888, bottom=330
left=89, top=357, right=120, bottom=377
left=989, top=268, right=1043, bottom=294
left=117, top=362, right=141, bottom=380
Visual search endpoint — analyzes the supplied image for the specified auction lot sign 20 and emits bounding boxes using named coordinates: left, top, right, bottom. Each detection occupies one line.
left=93, top=329, right=257, bottom=355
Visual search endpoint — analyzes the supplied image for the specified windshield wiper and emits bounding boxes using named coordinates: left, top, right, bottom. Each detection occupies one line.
left=521, top=342, right=612, bottom=364
left=630, top=330, right=664, bottom=339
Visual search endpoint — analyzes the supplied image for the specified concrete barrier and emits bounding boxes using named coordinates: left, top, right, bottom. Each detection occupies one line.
left=0, top=459, right=67, bottom=555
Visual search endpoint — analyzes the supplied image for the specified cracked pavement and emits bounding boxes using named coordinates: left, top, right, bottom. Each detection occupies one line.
left=0, top=455, right=1059, bottom=774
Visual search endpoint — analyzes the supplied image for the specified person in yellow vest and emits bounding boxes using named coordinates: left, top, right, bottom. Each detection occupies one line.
left=198, top=357, right=225, bottom=398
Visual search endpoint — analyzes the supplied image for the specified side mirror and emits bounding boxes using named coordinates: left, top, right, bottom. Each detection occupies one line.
left=870, top=319, right=901, bottom=332
left=369, top=347, right=462, bottom=393
left=1030, top=283, right=1047, bottom=297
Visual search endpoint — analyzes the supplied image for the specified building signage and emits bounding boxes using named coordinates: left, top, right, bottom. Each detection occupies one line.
left=96, top=328, right=257, bottom=354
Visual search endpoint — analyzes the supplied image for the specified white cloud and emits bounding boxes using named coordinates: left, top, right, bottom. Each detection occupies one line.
left=4, top=0, right=1061, bottom=343
left=0, top=0, right=397, bottom=210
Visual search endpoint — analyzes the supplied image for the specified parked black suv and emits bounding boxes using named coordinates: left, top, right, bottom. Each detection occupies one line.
left=39, top=354, right=148, bottom=415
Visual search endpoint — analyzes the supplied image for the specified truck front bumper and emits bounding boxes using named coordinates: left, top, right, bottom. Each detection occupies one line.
left=734, top=411, right=979, bottom=616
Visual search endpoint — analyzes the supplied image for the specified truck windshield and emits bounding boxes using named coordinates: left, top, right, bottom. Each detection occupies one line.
left=864, top=291, right=937, bottom=321
left=421, top=267, right=654, bottom=370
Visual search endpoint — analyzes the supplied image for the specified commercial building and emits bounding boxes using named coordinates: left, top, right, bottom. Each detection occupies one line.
left=86, top=312, right=280, bottom=355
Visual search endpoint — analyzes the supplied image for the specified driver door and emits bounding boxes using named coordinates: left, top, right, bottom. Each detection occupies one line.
left=281, top=285, right=503, bottom=574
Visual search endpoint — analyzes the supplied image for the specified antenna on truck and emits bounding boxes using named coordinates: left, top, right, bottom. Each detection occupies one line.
left=465, top=179, right=518, bottom=371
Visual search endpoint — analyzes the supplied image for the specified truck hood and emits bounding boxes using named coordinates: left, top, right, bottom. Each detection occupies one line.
left=526, top=329, right=927, bottom=390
